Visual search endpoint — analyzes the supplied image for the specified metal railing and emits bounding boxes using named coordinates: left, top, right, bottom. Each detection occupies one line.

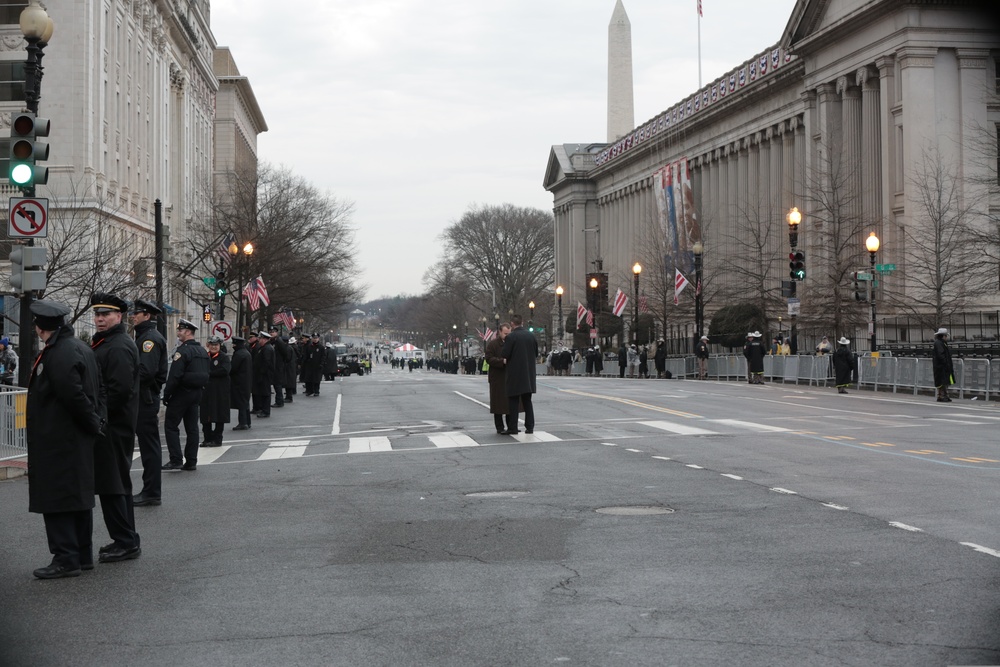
left=1, top=386, right=28, bottom=462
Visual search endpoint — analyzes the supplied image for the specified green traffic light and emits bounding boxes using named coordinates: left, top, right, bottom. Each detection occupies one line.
left=794, top=269, right=806, bottom=280
left=215, top=286, right=227, bottom=298
left=10, top=162, right=32, bottom=185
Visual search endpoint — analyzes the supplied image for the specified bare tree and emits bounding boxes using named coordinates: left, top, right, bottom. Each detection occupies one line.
left=720, top=194, right=785, bottom=328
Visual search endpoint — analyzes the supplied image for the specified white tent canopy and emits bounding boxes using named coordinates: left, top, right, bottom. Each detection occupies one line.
left=393, top=343, right=425, bottom=360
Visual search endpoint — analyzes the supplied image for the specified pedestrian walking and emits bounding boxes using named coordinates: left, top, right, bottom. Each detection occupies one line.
left=833, top=337, right=853, bottom=394
left=26, top=300, right=105, bottom=579
left=130, top=299, right=168, bottom=507
left=501, top=314, right=538, bottom=434
left=932, top=327, right=954, bottom=402
left=230, top=336, right=253, bottom=430
left=485, top=324, right=514, bottom=434
left=162, top=319, right=210, bottom=471
left=200, top=336, right=231, bottom=445
left=89, top=293, right=141, bottom=565
left=744, top=331, right=766, bottom=384
left=695, top=335, right=710, bottom=380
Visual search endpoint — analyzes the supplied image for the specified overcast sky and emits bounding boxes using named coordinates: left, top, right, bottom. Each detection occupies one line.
left=210, top=0, right=798, bottom=302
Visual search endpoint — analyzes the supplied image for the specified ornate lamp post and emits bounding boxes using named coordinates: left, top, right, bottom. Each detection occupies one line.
left=866, top=232, right=880, bottom=353
left=692, top=242, right=704, bottom=340
left=229, top=241, right=254, bottom=331
left=555, top=286, right=564, bottom=345
left=632, top=263, right=642, bottom=344
left=787, top=207, right=802, bottom=351
left=528, top=300, right=535, bottom=325
left=463, top=321, right=468, bottom=357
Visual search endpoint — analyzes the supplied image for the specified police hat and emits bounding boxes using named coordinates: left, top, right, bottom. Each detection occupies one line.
left=90, top=292, right=130, bottom=314
left=258, top=331, right=272, bottom=339
left=310, top=332, right=320, bottom=338
left=176, top=318, right=198, bottom=332
left=232, top=336, right=245, bottom=344
left=31, top=299, right=71, bottom=331
left=207, top=335, right=223, bottom=345
left=268, top=325, right=279, bottom=333
left=131, top=299, right=162, bottom=316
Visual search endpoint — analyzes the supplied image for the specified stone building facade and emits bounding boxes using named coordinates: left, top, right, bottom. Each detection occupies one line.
left=545, top=0, right=999, bottom=352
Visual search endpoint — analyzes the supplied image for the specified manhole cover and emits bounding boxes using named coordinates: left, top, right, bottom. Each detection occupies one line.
left=465, top=491, right=531, bottom=498
left=595, top=505, right=675, bottom=515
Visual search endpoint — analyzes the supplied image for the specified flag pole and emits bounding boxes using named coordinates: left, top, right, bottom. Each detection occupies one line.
left=697, top=0, right=703, bottom=88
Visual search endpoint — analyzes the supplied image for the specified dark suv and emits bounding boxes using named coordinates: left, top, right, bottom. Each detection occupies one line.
left=337, top=353, right=364, bottom=377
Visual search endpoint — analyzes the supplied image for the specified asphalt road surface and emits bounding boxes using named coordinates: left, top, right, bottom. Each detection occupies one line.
left=2, top=365, right=999, bottom=666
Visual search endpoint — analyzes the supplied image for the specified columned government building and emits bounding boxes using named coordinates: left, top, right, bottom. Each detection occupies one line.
left=544, top=0, right=999, bottom=353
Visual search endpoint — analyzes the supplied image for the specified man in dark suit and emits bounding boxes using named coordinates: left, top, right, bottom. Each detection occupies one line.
left=501, top=314, right=538, bottom=435
left=130, top=299, right=167, bottom=506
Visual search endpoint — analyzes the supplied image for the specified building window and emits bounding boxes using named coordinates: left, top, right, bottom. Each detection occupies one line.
left=0, top=60, right=25, bottom=102
left=0, top=2, right=28, bottom=24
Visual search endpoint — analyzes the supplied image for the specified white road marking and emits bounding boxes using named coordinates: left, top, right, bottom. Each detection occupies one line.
left=511, top=431, right=560, bottom=442
left=822, top=503, right=850, bottom=511
left=720, top=473, right=743, bottom=480
left=348, top=436, right=392, bottom=453
left=770, top=487, right=797, bottom=495
left=602, top=443, right=618, bottom=447
left=196, top=446, right=231, bottom=464
left=888, top=521, right=923, bottom=532
left=652, top=456, right=671, bottom=461
left=625, top=448, right=644, bottom=453
left=961, top=542, right=1000, bottom=558
left=686, top=464, right=704, bottom=469
left=709, top=419, right=791, bottom=432
left=428, top=432, right=479, bottom=448
left=257, top=446, right=307, bottom=460
left=639, top=420, right=717, bottom=436
left=331, top=394, right=342, bottom=435
left=455, top=391, right=490, bottom=409
left=269, top=440, right=311, bottom=448
left=926, top=418, right=988, bottom=425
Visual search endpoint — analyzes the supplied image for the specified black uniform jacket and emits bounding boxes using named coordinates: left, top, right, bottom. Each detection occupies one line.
left=134, top=319, right=168, bottom=405
left=27, top=326, right=105, bottom=514
left=92, top=322, right=140, bottom=495
left=485, top=336, right=508, bottom=414
left=251, top=342, right=275, bottom=392
left=932, top=338, right=954, bottom=387
left=301, top=343, right=325, bottom=383
left=229, top=342, right=253, bottom=405
left=200, top=350, right=231, bottom=423
left=501, top=326, right=538, bottom=397
left=163, top=339, right=210, bottom=402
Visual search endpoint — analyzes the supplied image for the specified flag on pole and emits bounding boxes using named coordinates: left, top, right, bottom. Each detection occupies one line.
left=577, top=302, right=588, bottom=326
left=477, top=327, right=495, bottom=342
left=272, top=308, right=295, bottom=331
left=612, top=289, right=628, bottom=317
left=253, top=276, right=270, bottom=307
left=586, top=309, right=594, bottom=327
left=674, top=270, right=691, bottom=305
left=639, top=295, right=649, bottom=313
left=242, top=276, right=271, bottom=312
left=217, top=232, right=235, bottom=266
left=697, top=0, right=703, bottom=16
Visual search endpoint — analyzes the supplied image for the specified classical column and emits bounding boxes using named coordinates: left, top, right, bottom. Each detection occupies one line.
left=767, top=127, right=782, bottom=253
left=858, top=66, right=882, bottom=229
left=778, top=120, right=794, bottom=212
left=838, top=75, right=863, bottom=231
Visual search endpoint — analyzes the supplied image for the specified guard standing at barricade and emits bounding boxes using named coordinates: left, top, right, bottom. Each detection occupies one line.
left=89, top=293, right=142, bottom=564
left=162, top=319, right=210, bottom=471
left=130, top=299, right=168, bottom=506
left=26, top=300, right=105, bottom=579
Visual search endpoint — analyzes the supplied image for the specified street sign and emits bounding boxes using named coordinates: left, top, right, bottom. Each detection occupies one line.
left=875, top=263, right=896, bottom=272
left=857, top=272, right=873, bottom=281
left=202, top=276, right=217, bottom=287
left=211, top=320, right=233, bottom=342
left=787, top=297, right=800, bottom=316
left=8, top=197, right=48, bottom=238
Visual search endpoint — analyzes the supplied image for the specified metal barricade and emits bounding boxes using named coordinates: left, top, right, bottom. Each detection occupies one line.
left=1, top=387, right=28, bottom=462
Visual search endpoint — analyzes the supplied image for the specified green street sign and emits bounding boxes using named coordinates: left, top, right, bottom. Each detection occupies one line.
left=875, top=263, right=896, bottom=273
left=857, top=272, right=873, bottom=281
left=202, top=276, right=216, bottom=287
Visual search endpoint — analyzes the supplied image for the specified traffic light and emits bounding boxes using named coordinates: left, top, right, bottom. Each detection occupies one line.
left=214, top=270, right=227, bottom=299
left=780, top=280, right=797, bottom=298
left=8, top=112, right=49, bottom=190
left=852, top=272, right=865, bottom=302
left=789, top=250, right=806, bottom=280
left=202, top=304, right=212, bottom=322
left=8, top=246, right=47, bottom=293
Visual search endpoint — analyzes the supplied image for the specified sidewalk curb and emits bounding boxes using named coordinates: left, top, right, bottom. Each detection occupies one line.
left=1, top=458, right=27, bottom=481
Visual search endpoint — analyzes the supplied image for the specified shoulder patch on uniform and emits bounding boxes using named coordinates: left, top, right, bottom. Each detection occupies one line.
left=173, top=352, right=182, bottom=361
left=142, top=341, right=155, bottom=353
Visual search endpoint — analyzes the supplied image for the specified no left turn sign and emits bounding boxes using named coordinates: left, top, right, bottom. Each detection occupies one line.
left=8, top=197, right=48, bottom=238
left=211, top=321, right=234, bottom=342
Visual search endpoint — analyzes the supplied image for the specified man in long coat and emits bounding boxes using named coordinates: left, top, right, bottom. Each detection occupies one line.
left=200, top=336, right=231, bottom=444
left=26, top=300, right=105, bottom=579
left=89, top=293, right=141, bottom=564
left=301, top=333, right=325, bottom=395
left=744, top=331, right=766, bottom=384
left=229, top=336, right=253, bottom=430
left=501, top=314, right=538, bottom=434
left=251, top=331, right=275, bottom=417
left=832, top=337, right=854, bottom=394
left=267, top=326, right=286, bottom=408
left=485, top=324, right=512, bottom=433
left=932, top=327, right=954, bottom=402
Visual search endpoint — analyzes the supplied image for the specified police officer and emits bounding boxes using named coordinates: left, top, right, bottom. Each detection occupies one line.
left=251, top=331, right=275, bottom=417
left=130, top=299, right=167, bottom=506
left=162, top=319, right=210, bottom=471
left=268, top=326, right=286, bottom=408
left=230, top=336, right=253, bottom=430
left=26, top=300, right=104, bottom=579
left=89, top=293, right=142, bottom=564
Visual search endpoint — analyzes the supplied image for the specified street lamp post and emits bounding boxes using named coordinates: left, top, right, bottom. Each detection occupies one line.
left=787, top=207, right=802, bottom=352
left=866, top=232, right=880, bottom=354
left=464, top=321, right=468, bottom=357
left=528, top=301, right=535, bottom=326
left=692, top=242, right=704, bottom=340
left=229, top=241, right=254, bottom=332
left=632, top=263, right=642, bottom=344
left=555, top=286, right=564, bottom=346
left=452, top=324, right=458, bottom=359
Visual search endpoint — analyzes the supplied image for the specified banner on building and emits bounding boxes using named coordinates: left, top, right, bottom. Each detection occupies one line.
left=653, top=159, right=701, bottom=276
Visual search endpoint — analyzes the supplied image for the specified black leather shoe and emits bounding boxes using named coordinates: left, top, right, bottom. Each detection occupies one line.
left=99, top=545, right=141, bottom=563
left=98, top=542, right=117, bottom=554
left=181, top=463, right=197, bottom=471
left=524, top=430, right=534, bottom=434
left=501, top=429, right=519, bottom=435
left=133, top=494, right=161, bottom=506
left=256, top=414, right=270, bottom=419
left=271, top=403, right=284, bottom=408
left=34, top=564, right=82, bottom=579
left=81, top=562, right=94, bottom=571
left=162, top=462, right=183, bottom=471
left=233, top=425, right=249, bottom=431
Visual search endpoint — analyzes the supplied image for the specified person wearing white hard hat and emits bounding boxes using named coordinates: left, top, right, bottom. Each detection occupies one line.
left=695, top=335, right=710, bottom=380
left=833, top=337, right=853, bottom=394
left=932, top=328, right=954, bottom=402
left=744, top=332, right=766, bottom=384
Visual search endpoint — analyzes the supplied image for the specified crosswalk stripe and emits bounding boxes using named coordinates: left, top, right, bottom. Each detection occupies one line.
left=428, top=432, right=479, bottom=448
left=511, top=431, right=559, bottom=442
left=639, top=420, right=717, bottom=436
left=258, top=446, right=307, bottom=460
left=270, top=440, right=311, bottom=447
left=708, top=419, right=791, bottom=432
left=348, top=436, right=392, bottom=453
left=198, top=445, right=231, bottom=464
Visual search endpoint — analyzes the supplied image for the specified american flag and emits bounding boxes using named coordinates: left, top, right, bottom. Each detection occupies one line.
left=272, top=308, right=295, bottom=331
left=639, top=295, right=648, bottom=313
left=674, top=270, right=691, bottom=306
left=217, top=232, right=235, bottom=266
left=577, top=302, right=588, bottom=326
left=243, top=275, right=270, bottom=311
left=612, top=289, right=628, bottom=317
left=477, top=327, right=495, bottom=342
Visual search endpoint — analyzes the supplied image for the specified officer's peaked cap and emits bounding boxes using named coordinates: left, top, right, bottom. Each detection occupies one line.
left=90, top=292, right=129, bottom=313
left=131, top=299, right=162, bottom=315
left=176, top=318, right=198, bottom=332
left=31, top=299, right=71, bottom=330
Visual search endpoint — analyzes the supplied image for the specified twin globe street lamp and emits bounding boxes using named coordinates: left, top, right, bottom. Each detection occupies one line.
left=228, top=240, right=255, bottom=331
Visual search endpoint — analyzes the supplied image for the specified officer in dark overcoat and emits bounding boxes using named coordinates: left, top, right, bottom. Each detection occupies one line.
left=301, top=333, right=325, bottom=395
left=200, top=335, right=231, bottom=445
left=162, top=319, right=210, bottom=471
left=280, top=336, right=297, bottom=402
left=833, top=337, right=854, bottom=394
left=485, top=324, right=513, bottom=433
left=229, top=336, right=253, bottom=430
left=932, top=327, right=955, bottom=402
left=26, top=300, right=105, bottom=579
left=501, top=314, right=538, bottom=434
left=89, top=293, right=141, bottom=564
left=268, top=326, right=287, bottom=408
left=130, top=299, right=167, bottom=506
left=251, top=331, right=275, bottom=417
left=744, top=331, right=766, bottom=384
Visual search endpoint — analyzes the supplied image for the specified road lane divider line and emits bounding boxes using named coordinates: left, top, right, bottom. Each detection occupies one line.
left=625, top=448, right=644, bottom=453
left=709, top=419, right=790, bottom=432
left=331, top=394, right=342, bottom=435
left=560, top=388, right=699, bottom=418
left=686, top=464, right=704, bottom=469
left=888, top=521, right=923, bottom=532
left=652, top=456, right=671, bottom=461
left=822, top=503, right=849, bottom=510
left=770, top=488, right=797, bottom=495
left=454, top=391, right=490, bottom=409
left=961, top=543, right=1000, bottom=559
left=720, top=473, right=743, bottom=480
